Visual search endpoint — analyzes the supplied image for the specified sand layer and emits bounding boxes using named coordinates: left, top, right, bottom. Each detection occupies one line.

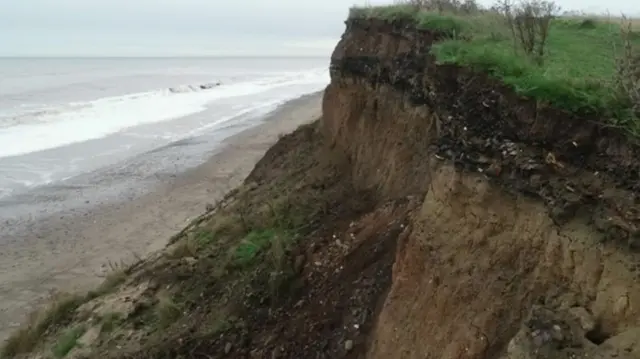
left=0, top=93, right=322, bottom=342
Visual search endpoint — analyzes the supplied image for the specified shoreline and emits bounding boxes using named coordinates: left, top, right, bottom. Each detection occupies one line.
left=0, top=91, right=323, bottom=342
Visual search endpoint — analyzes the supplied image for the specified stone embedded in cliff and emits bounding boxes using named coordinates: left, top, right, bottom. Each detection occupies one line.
left=502, top=305, right=595, bottom=359
left=345, top=339, right=354, bottom=351
left=568, top=307, right=596, bottom=332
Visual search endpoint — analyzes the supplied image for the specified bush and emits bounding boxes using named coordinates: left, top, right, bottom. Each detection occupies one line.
left=579, top=18, right=597, bottom=29
left=52, top=326, right=85, bottom=358
left=615, top=17, right=640, bottom=119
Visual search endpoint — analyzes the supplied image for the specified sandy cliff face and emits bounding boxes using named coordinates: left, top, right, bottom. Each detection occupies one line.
left=323, top=18, right=640, bottom=359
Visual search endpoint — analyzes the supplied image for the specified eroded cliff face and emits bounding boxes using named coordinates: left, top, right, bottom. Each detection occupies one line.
left=323, top=18, right=640, bottom=359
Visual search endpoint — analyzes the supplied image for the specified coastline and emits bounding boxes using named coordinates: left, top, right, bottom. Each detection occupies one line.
left=0, top=91, right=323, bottom=342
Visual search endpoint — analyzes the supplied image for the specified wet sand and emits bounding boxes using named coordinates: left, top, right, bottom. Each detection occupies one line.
left=0, top=92, right=323, bottom=342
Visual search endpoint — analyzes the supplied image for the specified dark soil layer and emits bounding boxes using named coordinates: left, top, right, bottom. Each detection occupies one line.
left=331, top=19, right=640, bottom=251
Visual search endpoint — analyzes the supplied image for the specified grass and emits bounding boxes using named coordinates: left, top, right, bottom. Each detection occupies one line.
left=100, top=312, right=124, bottom=333
left=1, top=294, right=84, bottom=358
left=193, top=228, right=216, bottom=245
left=167, top=237, right=199, bottom=259
left=52, top=325, right=85, bottom=358
left=2, top=260, right=135, bottom=358
left=349, top=4, right=640, bottom=135
left=232, top=229, right=293, bottom=267
left=155, top=292, right=182, bottom=329
left=87, top=269, right=128, bottom=300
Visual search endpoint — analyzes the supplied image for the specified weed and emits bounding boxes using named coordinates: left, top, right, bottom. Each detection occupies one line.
left=98, top=270, right=127, bottom=294
left=1, top=293, right=84, bottom=358
left=52, top=325, right=85, bottom=358
left=87, top=269, right=127, bottom=300
left=193, top=228, right=216, bottom=245
left=155, top=293, right=182, bottom=329
left=167, top=236, right=199, bottom=259
left=232, top=229, right=294, bottom=267
left=506, top=0, right=560, bottom=63
left=615, top=16, right=640, bottom=118
left=201, top=316, right=233, bottom=336
left=266, top=234, right=296, bottom=301
left=100, top=312, right=123, bottom=333
left=232, top=230, right=275, bottom=266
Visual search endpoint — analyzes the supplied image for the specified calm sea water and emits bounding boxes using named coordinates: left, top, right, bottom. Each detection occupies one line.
left=0, top=57, right=329, bottom=199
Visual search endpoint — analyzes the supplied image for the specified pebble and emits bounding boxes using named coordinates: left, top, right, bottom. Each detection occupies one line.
left=567, top=307, right=595, bottom=331
left=225, top=342, right=232, bottom=354
left=344, top=340, right=354, bottom=351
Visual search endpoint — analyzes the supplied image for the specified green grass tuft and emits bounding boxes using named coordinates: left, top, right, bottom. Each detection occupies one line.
left=415, top=12, right=467, bottom=34
left=1, top=294, right=85, bottom=359
left=350, top=4, right=640, bottom=135
left=52, top=325, right=85, bottom=358
left=349, top=4, right=417, bottom=22
left=155, top=293, right=182, bottom=329
left=100, top=312, right=124, bottom=333
left=232, top=229, right=293, bottom=267
left=194, top=228, right=216, bottom=244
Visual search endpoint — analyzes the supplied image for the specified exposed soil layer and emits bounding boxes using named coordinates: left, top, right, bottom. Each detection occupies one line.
left=321, top=18, right=640, bottom=359
left=326, top=19, right=640, bottom=251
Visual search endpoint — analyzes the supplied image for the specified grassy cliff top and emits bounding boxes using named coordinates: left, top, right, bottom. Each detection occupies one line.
left=349, top=4, right=640, bottom=136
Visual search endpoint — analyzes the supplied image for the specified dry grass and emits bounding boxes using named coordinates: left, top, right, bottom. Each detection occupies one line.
left=1, top=257, right=140, bottom=358
left=155, top=292, right=182, bottom=329
left=615, top=17, right=640, bottom=114
left=51, top=325, right=85, bottom=358
left=99, top=312, right=124, bottom=333
left=166, top=236, right=199, bottom=259
left=1, top=293, right=84, bottom=358
left=86, top=259, right=135, bottom=300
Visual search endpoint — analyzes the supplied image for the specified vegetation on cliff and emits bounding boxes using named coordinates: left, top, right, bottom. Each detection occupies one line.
left=0, top=122, right=397, bottom=359
left=349, top=1, right=640, bottom=136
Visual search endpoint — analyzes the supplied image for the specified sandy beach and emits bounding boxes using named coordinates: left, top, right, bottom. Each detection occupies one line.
left=0, top=92, right=323, bottom=342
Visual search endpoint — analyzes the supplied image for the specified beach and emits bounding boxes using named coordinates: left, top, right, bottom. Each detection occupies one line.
left=0, top=92, right=323, bottom=342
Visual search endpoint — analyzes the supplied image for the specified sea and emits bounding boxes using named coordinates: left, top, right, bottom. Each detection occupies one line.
left=0, top=57, right=329, bottom=206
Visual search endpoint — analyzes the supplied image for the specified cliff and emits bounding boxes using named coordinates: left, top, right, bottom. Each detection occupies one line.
left=4, top=9, right=640, bottom=359
left=326, top=17, right=640, bottom=359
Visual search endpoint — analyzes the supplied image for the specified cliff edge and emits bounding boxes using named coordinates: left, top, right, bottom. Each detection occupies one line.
left=4, top=5, right=640, bottom=359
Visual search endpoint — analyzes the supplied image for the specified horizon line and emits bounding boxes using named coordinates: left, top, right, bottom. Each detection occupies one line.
left=0, top=55, right=330, bottom=59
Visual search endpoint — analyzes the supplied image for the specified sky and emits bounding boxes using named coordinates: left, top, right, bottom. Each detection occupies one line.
left=0, top=0, right=638, bottom=57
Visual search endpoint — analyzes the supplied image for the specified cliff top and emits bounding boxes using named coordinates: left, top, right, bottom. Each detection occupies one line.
left=349, top=3, right=640, bottom=137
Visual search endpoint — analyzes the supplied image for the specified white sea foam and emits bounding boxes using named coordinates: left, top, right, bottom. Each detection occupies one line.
left=0, top=68, right=328, bottom=159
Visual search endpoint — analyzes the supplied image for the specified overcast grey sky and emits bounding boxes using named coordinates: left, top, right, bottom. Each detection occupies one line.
left=0, top=0, right=638, bottom=57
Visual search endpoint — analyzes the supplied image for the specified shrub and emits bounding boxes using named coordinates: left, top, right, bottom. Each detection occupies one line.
left=52, top=325, right=85, bottom=358
left=1, top=294, right=84, bottom=358
left=615, top=17, right=640, bottom=118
